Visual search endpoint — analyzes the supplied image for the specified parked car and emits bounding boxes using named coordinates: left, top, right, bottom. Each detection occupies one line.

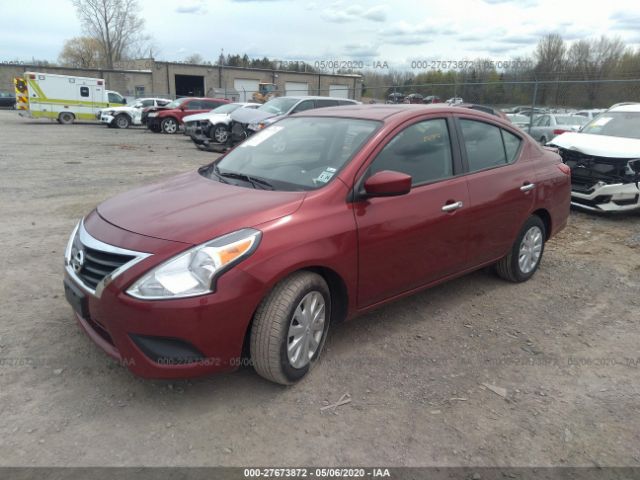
left=146, top=97, right=230, bottom=134
left=446, top=97, right=464, bottom=105
left=183, top=102, right=260, bottom=142
left=572, top=109, right=605, bottom=120
left=506, top=114, right=531, bottom=129
left=404, top=93, right=424, bottom=104
left=63, top=104, right=570, bottom=385
left=549, top=103, right=640, bottom=212
left=98, top=98, right=171, bottom=129
left=386, top=92, right=405, bottom=104
left=0, top=91, right=16, bottom=109
left=423, top=95, right=441, bottom=104
left=228, top=96, right=359, bottom=144
left=518, top=107, right=547, bottom=117
left=529, top=114, right=588, bottom=144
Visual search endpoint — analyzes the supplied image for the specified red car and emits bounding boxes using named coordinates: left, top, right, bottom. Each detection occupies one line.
left=146, top=97, right=229, bottom=134
left=64, top=105, right=570, bottom=385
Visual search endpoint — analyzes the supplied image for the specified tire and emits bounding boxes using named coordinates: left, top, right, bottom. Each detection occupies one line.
left=210, top=124, right=230, bottom=143
left=495, top=215, right=546, bottom=283
left=114, top=114, right=130, bottom=129
left=250, top=272, right=331, bottom=385
left=58, top=112, right=75, bottom=125
left=161, top=117, right=178, bottom=134
left=540, top=136, right=547, bottom=145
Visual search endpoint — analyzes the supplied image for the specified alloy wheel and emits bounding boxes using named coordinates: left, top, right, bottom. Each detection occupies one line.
left=287, top=291, right=326, bottom=369
left=518, top=226, right=543, bottom=274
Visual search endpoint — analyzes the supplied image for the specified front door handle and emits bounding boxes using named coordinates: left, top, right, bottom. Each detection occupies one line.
left=520, top=182, right=535, bottom=192
left=442, top=201, right=463, bottom=212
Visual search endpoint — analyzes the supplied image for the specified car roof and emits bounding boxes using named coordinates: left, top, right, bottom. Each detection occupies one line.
left=297, top=104, right=502, bottom=122
left=609, top=103, right=640, bottom=113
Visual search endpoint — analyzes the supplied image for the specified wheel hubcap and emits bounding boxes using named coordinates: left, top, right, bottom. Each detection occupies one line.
left=214, top=127, right=228, bottom=143
left=117, top=117, right=127, bottom=127
left=518, top=226, right=543, bottom=274
left=164, top=120, right=176, bottom=133
left=287, top=291, right=325, bottom=369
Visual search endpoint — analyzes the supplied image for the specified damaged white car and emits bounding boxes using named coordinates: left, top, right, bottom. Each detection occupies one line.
left=549, top=103, right=640, bottom=212
left=99, top=98, right=171, bottom=129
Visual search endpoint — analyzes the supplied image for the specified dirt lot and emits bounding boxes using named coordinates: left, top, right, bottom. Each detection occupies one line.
left=0, top=109, right=639, bottom=468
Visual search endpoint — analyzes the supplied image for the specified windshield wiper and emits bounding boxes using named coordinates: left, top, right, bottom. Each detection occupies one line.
left=215, top=167, right=274, bottom=190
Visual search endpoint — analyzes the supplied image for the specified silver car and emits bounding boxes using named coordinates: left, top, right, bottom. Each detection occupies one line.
left=529, top=114, right=588, bottom=144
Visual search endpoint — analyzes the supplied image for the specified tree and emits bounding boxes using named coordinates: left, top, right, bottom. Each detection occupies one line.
left=184, top=53, right=204, bottom=64
left=71, top=0, right=146, bottom=69
left=59, top=36, right=102, bottom=68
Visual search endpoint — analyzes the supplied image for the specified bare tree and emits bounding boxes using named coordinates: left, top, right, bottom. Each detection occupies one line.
left=71, top=0, right=146, bottom=69
left=184, top=53, right=204, bottom=65
left=58, top=36, right=103, bottom=68
left=533, top=33, right=566, bottom=105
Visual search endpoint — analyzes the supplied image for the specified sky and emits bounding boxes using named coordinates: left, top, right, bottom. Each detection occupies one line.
left=1, top=0, right=639, bottom=70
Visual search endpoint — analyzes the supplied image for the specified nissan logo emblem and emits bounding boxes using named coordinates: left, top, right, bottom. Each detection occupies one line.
left=70, top=248, right=85, bottom=273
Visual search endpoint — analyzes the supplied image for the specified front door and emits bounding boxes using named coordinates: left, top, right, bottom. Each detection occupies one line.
left=354, top=117, right=470, bottom=308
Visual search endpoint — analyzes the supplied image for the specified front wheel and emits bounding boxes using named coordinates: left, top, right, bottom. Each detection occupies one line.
left=161, top=117, right=178, bottom=134
left=114, top=114, right=130, bottom=129
left=250, top=272, right=331, bottom=385
left=495, top=215, right=546, bottom=282
left=210, top=124, right=230, bottom=143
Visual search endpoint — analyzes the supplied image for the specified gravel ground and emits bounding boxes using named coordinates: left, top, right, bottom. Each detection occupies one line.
left=0, top=110, right=639, bottom=468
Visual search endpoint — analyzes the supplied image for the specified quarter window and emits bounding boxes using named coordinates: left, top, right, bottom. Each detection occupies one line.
left=502, top=130, right=522, bottom=163
left=459, top=119, right=507, bottom=172
left=369, top=119, right=454, bottom=186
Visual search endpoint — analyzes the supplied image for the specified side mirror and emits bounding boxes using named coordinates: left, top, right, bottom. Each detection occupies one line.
left=363, top=170, right=412, bottom=198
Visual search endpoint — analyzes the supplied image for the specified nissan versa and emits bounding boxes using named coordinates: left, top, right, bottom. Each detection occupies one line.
left=63, top=104, right=571, bottom=385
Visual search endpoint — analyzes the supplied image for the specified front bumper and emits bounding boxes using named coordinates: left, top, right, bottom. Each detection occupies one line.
left=63, top=214, right=264, bottom=379
left=100, top=114, right=114, bottom=125
left=571, top=182, right=640, bottom=212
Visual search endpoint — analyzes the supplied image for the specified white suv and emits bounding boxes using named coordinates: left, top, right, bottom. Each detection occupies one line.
left=99, top=98, right=171, bottom=129
left=550, top=103, right=640, bottom=212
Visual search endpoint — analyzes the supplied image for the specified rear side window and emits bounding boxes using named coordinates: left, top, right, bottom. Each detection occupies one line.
left=291, top=100, right=315, bottom=113
left=337, top=100, right=355, bottom=105
left=502, top=130, right=522, bottom=163
left=80, top=86, right=89, bottom=97
left=316, top=99, right=338, bottom=108
left=370, top=118, right=453, bottom=186
left=202, top=100, right=224, bottom=109
left=459, top=119, right=507, bottom=172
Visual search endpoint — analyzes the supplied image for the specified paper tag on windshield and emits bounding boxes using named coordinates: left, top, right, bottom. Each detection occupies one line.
left=316, top=169, right=335, bottom=183
left=240, top=126, right=284, bottom=147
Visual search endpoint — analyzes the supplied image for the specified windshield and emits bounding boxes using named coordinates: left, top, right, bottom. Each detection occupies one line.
left=165, top=98, right=189, bottom=109
left=555, top=115, right=587, bottom=125
left=211, top=103, right=242, bottom=114
left=258, top=98, right=299, bottom=115
left=580, top=112, right=640, bottom=139
left=207, top=117, right=380, bottom=191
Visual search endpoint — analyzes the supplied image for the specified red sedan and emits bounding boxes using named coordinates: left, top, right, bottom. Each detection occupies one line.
left=64, top=104, right=570, bottom=385
left=146, top=97, right=229, bottom=134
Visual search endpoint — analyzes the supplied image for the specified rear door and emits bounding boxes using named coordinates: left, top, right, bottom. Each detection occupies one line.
left=454, top=116, right=535, bottom=267
left=354, top=116, right=471, bottom=307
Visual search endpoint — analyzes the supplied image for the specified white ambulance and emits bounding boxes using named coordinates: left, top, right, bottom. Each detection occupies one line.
left=15, top=72, right=126, bottom=124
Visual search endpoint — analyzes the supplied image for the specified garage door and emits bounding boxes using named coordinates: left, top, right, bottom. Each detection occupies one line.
left=234, top=79, right=259, bottom=102
left=285, top=82, right=308, bottom=96
left=329, top=84, right=349, bottom=98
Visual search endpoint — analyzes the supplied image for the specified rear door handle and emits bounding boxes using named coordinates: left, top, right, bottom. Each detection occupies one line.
left=442, top=201, right=463, bottom=212
left=520, top=182, right=535, bottom=192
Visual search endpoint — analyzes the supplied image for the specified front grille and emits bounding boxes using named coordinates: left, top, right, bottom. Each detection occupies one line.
left=77, top=246, right=134, bottom=290
left=558, top=148, right=633, bottom=188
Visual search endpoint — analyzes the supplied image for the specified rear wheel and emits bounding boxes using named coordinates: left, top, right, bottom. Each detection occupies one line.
left=211, top=124, right=230, bottom=143
left=161, top=117, right=178, bottom=134
left=114, top=114, right=130, bottom=129
left=540, top=136, right=548, bottom=144
left=495, top=215, right=546, bottom=282
left=58, top=112, right=75, bottom=125
left=250, top=272, right=331, bottom=385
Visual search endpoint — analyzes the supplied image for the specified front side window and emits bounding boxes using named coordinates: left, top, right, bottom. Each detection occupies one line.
left=186, top=100, right=202, bottom=110
left=459, top=119, right=507, bottom=172
left=140, top=99, right=154, bottom=107
left=369, top=118, right=454, bottom=186
left=108, top=92, right=122, bottom=103
left=292, top=100, right=315, bottom=113
left=207, top=117, right=380, bottom=191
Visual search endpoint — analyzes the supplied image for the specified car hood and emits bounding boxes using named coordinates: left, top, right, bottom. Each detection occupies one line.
left=550, top=132, right=640, bottom=158
left=183, top=112, right=212, bottom=123
left=96, top=171, right=305, bottom=245
left=230, top=108, right=276, bottom=124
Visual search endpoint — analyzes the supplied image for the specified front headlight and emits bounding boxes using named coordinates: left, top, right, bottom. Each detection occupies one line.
left=127, top=228, right=261, bottom=300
